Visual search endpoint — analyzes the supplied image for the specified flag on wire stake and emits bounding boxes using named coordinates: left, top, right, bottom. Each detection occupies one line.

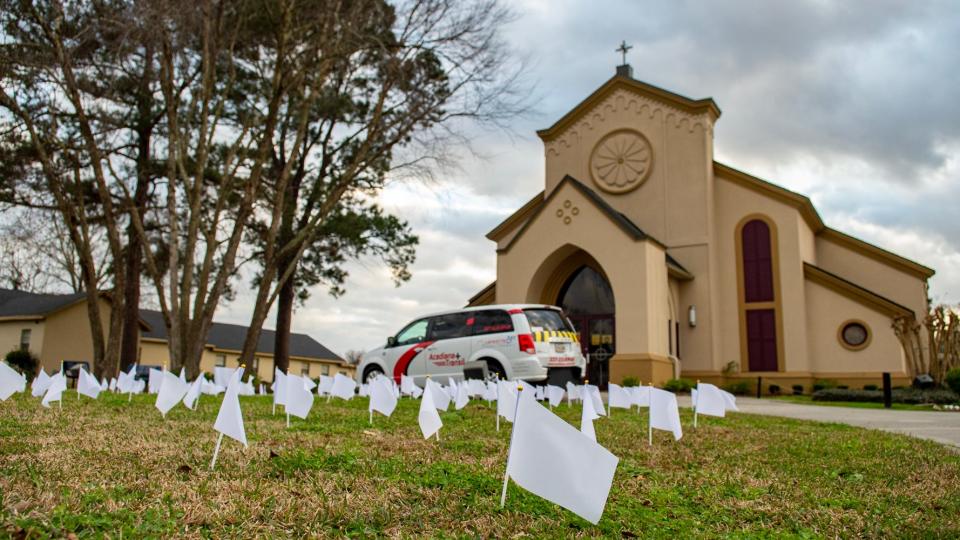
left=693, top=381, right=728, bottom=427
left=285, top=374, right=316, bottom=423
left=42, top=372, right=67, bottom=410
left=183, top=374, right=204, bottom=410
left=330, top=373, right=357, bottom=401
left=272, top=368, right=287, bottom=415
left=649, top=385, right=683, bottom=444
left=581, top=385, right=600, bottom=441
left=0, top=361, right=26, bottom=401
left=418, top=382, right=443, bottom=440
left=368, top=376, right=397, bottom=425
left=608, top=383, right=632, bottom=415
left=77, top=368, right=102, bottom=400
left=500, top=383, right=619, bottom=524
left=31, top=368, right=51, bottom=398
left=156, top=370, right=190, bottom=418
left=495, top=379, right=516, bottom=432
left=211, top=368, right=247, bottom=470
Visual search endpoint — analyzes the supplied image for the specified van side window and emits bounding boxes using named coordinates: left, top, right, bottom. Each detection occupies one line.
left=471, top=310, right=514, bottom=336
left=428, top=312, right=471, bottom=341
left=395, top=319, right=429, bottom=346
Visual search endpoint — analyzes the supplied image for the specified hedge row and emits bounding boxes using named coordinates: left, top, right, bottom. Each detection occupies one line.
left=812, top=387, right=960, bottom=405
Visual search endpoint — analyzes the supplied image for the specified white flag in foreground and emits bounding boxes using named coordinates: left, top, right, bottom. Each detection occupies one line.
left=496, top=380, right=517, bottom=423
left=318, top=375, right=334, bottom=396
left=607, top=383, right=632, bottom=411
left=330, top=373, right=357, bottom=401
left=418, top=383, right=443, bottom=439
left=580, top=387, right=600, bottom=441
left=504, top=390, right=619, bottom=524
left=368, top=377, right=397, bottom=420
left=31, top=369, right=51, bottom=397
left=649, top=387, right=682, bottom=441
left=77, top=368, right=102, bottom=399
left=584, top=384, right=606, bottom=416
left=721, top=390, right=738, bottom=411
left=694, top=383, right=727, bottom=418
left=0, top=361, right=26, bottom=400
left=183, top=375, right=204, bottom=410
left=285, top=374, right=315, bottom=420
left=41, top=373, right=67, bottom=408
left=214, top=368, right=247, bottom=447
left=155, top=371, right=190, bottom=417
left=426, top=378, right=451, bottom=411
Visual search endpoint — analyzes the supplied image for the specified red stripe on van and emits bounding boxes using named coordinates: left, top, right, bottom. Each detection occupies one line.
left=393, top=341, right=435, bottom=383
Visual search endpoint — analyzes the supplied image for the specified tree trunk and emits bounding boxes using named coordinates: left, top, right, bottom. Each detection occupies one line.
left=273, top=257, right=296, bottom=375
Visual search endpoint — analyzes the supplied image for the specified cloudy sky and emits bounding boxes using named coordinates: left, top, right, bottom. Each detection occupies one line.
left=219, top=0, right=960, bottom=356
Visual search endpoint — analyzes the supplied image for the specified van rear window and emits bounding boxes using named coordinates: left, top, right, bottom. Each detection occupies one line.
left=470, top=310, right=514, bottom=335
left=523, top=309, right=571, bottom=332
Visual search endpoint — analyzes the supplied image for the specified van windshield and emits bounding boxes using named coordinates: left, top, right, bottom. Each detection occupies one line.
left=523, top=309, right=571, bottom=332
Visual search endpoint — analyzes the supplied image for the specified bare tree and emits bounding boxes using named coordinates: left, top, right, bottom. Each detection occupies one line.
left=893, top=305, right=960, bottom=385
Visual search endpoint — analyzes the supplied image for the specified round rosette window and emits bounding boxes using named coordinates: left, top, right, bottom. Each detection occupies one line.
left=589, top=129, right=653, bottom=194
left=839, top=320, right=870, bottom=350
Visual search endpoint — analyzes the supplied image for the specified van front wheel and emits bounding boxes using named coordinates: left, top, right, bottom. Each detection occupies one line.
left=363, top=365, right=384, bottom=384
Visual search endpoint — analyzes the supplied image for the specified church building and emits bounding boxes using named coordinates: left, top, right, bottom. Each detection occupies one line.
left=468, top=62, right=934, bottom=391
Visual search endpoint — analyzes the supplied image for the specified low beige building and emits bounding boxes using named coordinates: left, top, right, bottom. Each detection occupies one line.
left=0, top=289, right=352, bottom=381
left=469, top=63, right=934, bottom=392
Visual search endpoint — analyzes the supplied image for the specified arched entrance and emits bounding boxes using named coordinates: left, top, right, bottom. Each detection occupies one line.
left=558, top=266, right=615, bottom=388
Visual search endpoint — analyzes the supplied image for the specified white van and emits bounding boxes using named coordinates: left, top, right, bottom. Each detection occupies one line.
left=357, top=304, right=586, bottom=386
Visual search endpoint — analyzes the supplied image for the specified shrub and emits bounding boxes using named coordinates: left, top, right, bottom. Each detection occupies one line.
left=791, top=384, right=804, bottom=396
left=5, top=349, right=37, bottom=380
left=621, top=376, right=640, bottom=387
left=768, top=384, right=781, bottom=395
left=946, top=368, right=960, bottom=396
left=837, top=385, right=849, bottom=390
left=863, top=384, right=878, bottom=391
left=724, top=381, right=752, bottom=396
left=663, top=378, right=694, bottom=393
left=812, top=379, right=838, bottom=392
left=812, top=387, right=959, bottom=405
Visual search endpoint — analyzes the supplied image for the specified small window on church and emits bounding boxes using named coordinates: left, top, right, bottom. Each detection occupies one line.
left=741, top=220, right=774, bottom=303
left=839, top=321, right=870, bottom=350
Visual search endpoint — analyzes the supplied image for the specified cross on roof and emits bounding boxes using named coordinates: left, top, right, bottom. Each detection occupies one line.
left=616, top=40, right=633, bottom=65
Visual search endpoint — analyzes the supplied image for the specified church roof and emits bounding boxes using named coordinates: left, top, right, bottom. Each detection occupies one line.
left=497, top=175, right=666, bottom=254
left=803, top=263, right=914, bottom=318
left=536, top=72, right=721, bottom=142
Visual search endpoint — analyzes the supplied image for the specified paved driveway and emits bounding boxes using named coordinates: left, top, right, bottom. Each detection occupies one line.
left=676, top=396, right=960, bottom=449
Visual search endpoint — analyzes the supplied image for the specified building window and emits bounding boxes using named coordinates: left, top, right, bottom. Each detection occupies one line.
left=19, top=329, right=31, bottom=351
left=215, top=354, right=226, bottom=367
left=301, top=363, right=310, bottom=376
left=838, top=320, right=871, bottom=351
left=321, top=364, right=330, bottom=376
left=737, top=216, right=781, bottom=372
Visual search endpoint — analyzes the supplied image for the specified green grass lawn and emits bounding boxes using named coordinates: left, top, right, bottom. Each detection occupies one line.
left=769, top=394, right=942, bottom=411
left=1, top=391, right=959, bottom=538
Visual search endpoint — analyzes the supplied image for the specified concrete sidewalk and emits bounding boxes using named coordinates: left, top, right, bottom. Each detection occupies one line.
left=676, top=396, right=960, bottom=449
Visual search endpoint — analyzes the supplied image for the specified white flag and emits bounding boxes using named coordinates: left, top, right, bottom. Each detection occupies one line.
left=41, top=373, right=67, bottom=408
left=109, top=377, right=117, bottom=392
left=691, top=387, right=698, bottom=408
left=454, top=381, right=470, bottom=410
left=179, top=368, right=187, bottom=383
left=318, top=375, right=334, bottom=396
left=286, top=374, right=315, bottom=420
left=426, top=379, right=451, bottom=411
left=77, top=368, right=102, bottom=399
left=483, top=381, right=498, bottom=402
left=183, top=374, right=204, bottom=410
left=273, top=369, right=288, bottom=407
left=418, top=383, right=443, bottom=439
left=721, top=390, right=739, bottom=411
left=330, top=373, right=357, bottom=401
left=201, top=380, right=224, bottom=395
left=0, top=362, right=26, bottom=400
left=117, top=365, right=137, bottom=393
left=99, top=377, right=109, bottom=391
left=629, top=385, right=650, bottom=408
left=505, top=390, right=619, bottom=524
left=565, top=381, right=581, bottom=403
left=584, top=384, right=606, bottom=416
left=400, top=374, right=417, bottom=396
left=467, top=379, right=487, bottom=397
left=155, top=370, right=190, bottom=417
left=358, top=383, right=369, bottom=397
left=31, top=368, right=52, bottom=398
left=546, top=385, right=565, bottom=408
left=496, top=380, right=517, bottom=422
left=608, top=383, right=632, bottom=410
left=649, top=387, right=683, bottom=441
left=213, top=366, right=235, bottom=388
left=368, top=377, right=397, bottom=418
left=213, top=368, right=247, bottom=446
left=580, top=387, right=600, bottom=441
left=147, top=368, right=164, bottom=394
left=694, top=383, right=727, bottom=418
left=534, top=385, right=545, bottom=401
